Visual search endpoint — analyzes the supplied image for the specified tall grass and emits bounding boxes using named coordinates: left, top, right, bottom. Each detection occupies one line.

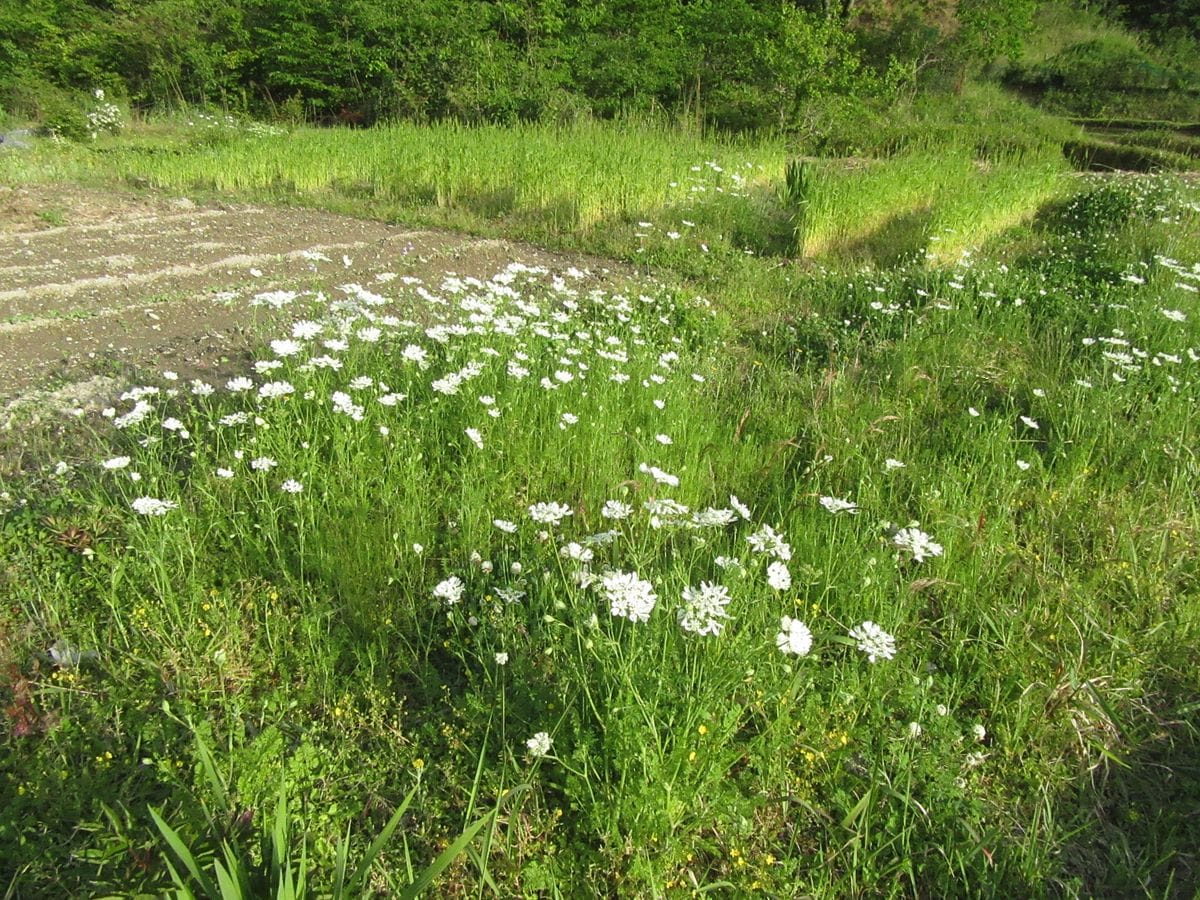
left=798, top=149, right=1069, bottom=263
left=110, top=119, right=785, bottom=236
left=6, top=112, right=1080, bottom=272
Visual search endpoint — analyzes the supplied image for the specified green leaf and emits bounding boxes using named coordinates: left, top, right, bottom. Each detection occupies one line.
left=343, top=780, right=421, bottom=896
left=149, top=806, right=220, bottom=899
left=399, top=784, right=529, bottom=899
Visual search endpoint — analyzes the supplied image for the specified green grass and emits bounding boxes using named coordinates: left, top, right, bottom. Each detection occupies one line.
left=2, top=122, right=1199, bottom=897
left=6, top=113, right=1080, bottom=269
left=797, top=148, right=1069, bottom=263
left=1019, top=0, right=1144, bottom=66
left=104, top=118, right=786, bottom=237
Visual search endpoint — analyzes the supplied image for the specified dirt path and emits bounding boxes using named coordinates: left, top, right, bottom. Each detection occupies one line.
left=0, top=183, right=618, bottom=423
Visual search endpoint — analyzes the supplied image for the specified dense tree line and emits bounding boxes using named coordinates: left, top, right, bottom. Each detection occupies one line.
left=1, top=0, right=1041, bottom=129
left=1103, top=0, right=1200, bottom=39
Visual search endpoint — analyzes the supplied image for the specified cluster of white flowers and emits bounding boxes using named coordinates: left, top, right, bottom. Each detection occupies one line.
left=130, top=496, right=178, bottom=516
left=776, top=617, right=812, bottom=656
left=892, top=526, right=943, bottom=563
left=433, top=576, right=466, bottom=605
left=601, top=570, right=658, bottom=623
left=94, top=259, right=938, bottom=789
left=87, top=88, right=124, bottom=138
left=528, top=502, right=572, bottom=526
left=848, top=621, right=897, bottom=663
left=677, top=582, right=731, bottom=636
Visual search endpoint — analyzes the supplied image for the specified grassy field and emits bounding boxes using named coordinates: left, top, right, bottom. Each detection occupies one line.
left=2, top=119, right=1200, bottom=896
left=6, top=115, right=1075, bottom=267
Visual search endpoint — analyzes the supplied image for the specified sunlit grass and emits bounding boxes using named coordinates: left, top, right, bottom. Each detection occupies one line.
left=6, top=117, right=1074, bottom=267
left=4, top=181, right=1200, bottom=892
left=107, top=119, right=785, bottom=234
left=800, top=149, right=1070, bottom=263
left=1, top=119, right=1198, bottom=896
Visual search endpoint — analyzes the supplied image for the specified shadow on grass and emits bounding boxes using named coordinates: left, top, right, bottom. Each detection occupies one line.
left=1060, top=671, right=1200, bottom=897
left=836, top=206, right=935, bottom=267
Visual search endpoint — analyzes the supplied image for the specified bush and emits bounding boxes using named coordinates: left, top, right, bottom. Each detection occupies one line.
left=86, top=89, right=124, bottom=137
left=38, top=94, right=89, bottom=142
left=1007, top=37, right=1200, bottom=118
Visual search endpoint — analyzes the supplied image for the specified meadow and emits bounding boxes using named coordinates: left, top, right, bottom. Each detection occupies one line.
left=2, top=118, right=1199, bottom=897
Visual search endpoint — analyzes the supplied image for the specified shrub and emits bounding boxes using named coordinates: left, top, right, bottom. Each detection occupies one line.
left=86, top=88, right=124, bottom=138
left=38, top=93, right=89, bottom=142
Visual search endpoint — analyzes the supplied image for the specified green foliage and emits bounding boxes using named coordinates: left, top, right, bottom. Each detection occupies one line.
left=1010, top=37, right=1200, bottom=116
left=148, top=726, right=509, bottom=898
left=2, top=134, right=1199, bottom=896
left=0, top=0, right=1114, bottom=133
left=1107, top=0, right=1200, bottom=38
left=34, top=87, right=89, bottom=141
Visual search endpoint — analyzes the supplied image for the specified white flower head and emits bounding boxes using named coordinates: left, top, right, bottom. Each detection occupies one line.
left=526, top=731, right=553, bottom=757
left=433, top=576, right=466, bottom=605
left=766, top=561, right=791, bottom=591
left=747, top=524, right=791, bottom=561
left=677, top=582, right=731, bottom=636
left=131, top=497, right=178, bottom=516
left=776, top=616, right=812, bottom=656
left=729, top=494, right=752, bottom=520
left=849, top=621, right=896, bottom=663
left=601, top=500, right=632, bottom=520
left=819, top=496, right=859, bottom=515
left=893, top=527, right=943, bottom=563
left=638, top=463, right=679, bottom=487
left=528, top=502, right=572, bottom=526
left=602, top=570, right=657, bottom=623
left=559, top=542, right=594, bottom=564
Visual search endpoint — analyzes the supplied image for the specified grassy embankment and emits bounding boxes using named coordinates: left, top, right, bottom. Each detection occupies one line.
left=2, top=114, right=1199, bottom=897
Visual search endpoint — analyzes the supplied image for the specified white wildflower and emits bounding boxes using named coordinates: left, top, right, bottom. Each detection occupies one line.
left=819, top=496, right=859, bottom=515
left=638, top=463, right=679, bottom=487
left=746, top=524, right=791, bottom=561
left=131, top=497, right=178, bottom=516
left=602, top=570, right=657, bottom=623
left=528, top=502, right=573, bottom=526
left=433, top=576, right=466, bottom=605
left=766, top=561, right=791, bottom=591
left=776, top=617, right=812, bottom=656
left=677, top=582, right=731, bottom=636
left=526, top=732, right=553, bottom=757
left=849, top=621, right=896, bottom=663
left=601, top=500, right=632, bottom=520
left=892, top=527, right=943, bottom=563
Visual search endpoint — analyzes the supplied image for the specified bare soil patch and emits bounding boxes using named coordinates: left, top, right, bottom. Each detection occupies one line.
left=0, top=183, right=623, bottom=420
